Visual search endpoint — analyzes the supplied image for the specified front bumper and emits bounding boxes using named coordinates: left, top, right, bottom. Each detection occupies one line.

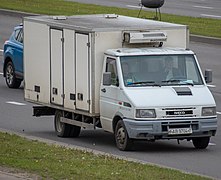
left=123, top=117, right=217, bottom=140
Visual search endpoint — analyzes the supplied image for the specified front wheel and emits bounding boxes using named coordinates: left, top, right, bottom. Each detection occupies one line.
left=192, top=137, right=210, bottom=149
left=115, top=120, right=133, bottom=151
left=5, top=61, right=22, bottom=88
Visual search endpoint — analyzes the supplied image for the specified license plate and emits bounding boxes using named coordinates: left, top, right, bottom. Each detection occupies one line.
left=168, top=128, right=192, bottom=135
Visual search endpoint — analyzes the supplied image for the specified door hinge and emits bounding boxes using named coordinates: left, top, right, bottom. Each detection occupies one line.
left=87, top=42, right=90, bottom=47
left=61, top=94, right=65, bottom=99
left=61, top=37, right=64, bottom=42
left=87, top=100, right=91, bottom=104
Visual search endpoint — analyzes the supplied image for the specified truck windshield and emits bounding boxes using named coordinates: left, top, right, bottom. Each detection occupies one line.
left=120, top=54, right=203, bottom=87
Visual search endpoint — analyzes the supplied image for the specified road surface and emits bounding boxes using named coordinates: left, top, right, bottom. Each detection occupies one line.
left=0, top=12, right=221, bottom=179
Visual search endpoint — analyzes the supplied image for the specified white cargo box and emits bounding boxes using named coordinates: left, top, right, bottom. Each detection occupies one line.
left=24, top=14, right=189, bottom=116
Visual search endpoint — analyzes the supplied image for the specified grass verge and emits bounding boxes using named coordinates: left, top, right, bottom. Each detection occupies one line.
left=0, top=131, right=210, bottom=179
left=0, top=0, right=221, bottom=38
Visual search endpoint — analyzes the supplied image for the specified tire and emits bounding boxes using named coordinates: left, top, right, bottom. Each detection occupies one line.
left=5, top=61, right=22, bottom=88
left=115, top=120, right=133, bottom=151
left=54, top=110, right=72, bottom=137
left=65, top=113, right=81, bottom=137
left=69, top=126, right=81, bottom=137
left=192, top=137, right=210, bottom=149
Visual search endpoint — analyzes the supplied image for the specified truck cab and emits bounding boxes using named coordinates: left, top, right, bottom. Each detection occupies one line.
left=100, top=47, right=217, bottom=150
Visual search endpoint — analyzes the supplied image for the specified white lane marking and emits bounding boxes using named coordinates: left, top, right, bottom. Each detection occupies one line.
left=6, top=101, right=26, bottom=106
left=201, top=14, right=221, bottom=19
left=126, top=5, right=141, bottom=9
left=207, top=84, right=216, bottom=88
left=216, top=112, right=221, bottom=115
left=194, top=5, right=213, bottom=9
left=209, top=143, right=216, bottom=146
left=0, top=72, right=3, bottom=75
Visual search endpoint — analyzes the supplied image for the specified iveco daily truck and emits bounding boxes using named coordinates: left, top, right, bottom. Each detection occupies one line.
left=23, top=14, right=217, bottom=150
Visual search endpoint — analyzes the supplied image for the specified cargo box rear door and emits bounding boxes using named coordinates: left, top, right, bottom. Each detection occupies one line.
left=50, top=28, right=64, bottom=106
left=75, top=33, right=90, bottom=111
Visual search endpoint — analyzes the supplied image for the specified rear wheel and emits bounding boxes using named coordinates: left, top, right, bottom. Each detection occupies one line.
left=65, top=112, right=81, bottom=137
left=54, top=110, right=71, bottom=137
left=54, top=111, right=81, bottom=137
left=5, top=61, right=21, bottom=88
left=115, top=120, right=133, bottom=151
left=192, top=137, right=210, bottom=149
left=69, top=125, right=81, bottom=137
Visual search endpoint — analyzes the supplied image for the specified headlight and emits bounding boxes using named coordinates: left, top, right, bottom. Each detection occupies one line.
left=136, top=109, right=156, bottom=118
left=202, top=107, right=216, bottom=116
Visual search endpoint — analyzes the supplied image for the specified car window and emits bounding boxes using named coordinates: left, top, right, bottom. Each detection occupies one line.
left=17, top=29, right=23, bottom=43
left=14, top=29, right=20, bottom=40
left=106, top=57, right=118, bottom=86
left=14, top=28, right=23, bottom=44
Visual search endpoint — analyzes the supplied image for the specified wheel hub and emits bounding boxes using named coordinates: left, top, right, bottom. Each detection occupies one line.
left=6, top=65, right=14, bottom=85
left=117, top=127, right=126, bottom=144
left=56, top=115, right=63, bottom=133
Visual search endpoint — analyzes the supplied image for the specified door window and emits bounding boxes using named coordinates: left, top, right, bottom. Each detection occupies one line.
left=106, top=58, right=118, bottom=86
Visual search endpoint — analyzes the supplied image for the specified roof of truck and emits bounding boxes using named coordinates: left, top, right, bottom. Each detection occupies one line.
left=24, top=14, right=186, bottom=32
left=105, top=47, right=194, bottom=56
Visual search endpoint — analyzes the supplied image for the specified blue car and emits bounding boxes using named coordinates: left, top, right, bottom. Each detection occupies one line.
left=3, top=24, right=23, bottom=88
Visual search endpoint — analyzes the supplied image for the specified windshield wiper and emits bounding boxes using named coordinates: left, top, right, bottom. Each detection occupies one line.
left=161, top=79, right=194, bottom=86
left=127, top=81, right=161, bottom=87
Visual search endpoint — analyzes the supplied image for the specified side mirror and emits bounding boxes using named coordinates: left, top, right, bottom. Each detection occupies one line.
left=205, top=69, right=212, bottom=83
left=103, top=72, right=111, bottom=86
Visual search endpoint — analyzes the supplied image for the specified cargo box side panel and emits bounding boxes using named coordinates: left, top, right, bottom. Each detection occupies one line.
left=122, top=28, right=188, bottom=49
left=93, top=31, right=122, bottom=114
left=163, top=28, right=188, bottom=48
left=64, top=29, right=76, bottom=110
left=24, top=21, right=50, bottom=104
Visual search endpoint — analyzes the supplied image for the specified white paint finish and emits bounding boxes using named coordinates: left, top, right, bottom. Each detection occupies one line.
left=216, top=112, right=221, bottom=115
left=0, top=72, right=3, bottom=75
left=76, top=33, right=89, bottom=111
left=201, top=14, right=221, bottom=19
left=100, top=57, right=119, bottom=133
left=124, top=86, right=215, bottom=108
left=64, top=29, right=76, bottom=110
left=23, top=15, right=202, bottom=118
left=0, top=49, right=3, bottom=52
left=6, top=101, right=26, bottom=106
left=94, top=31, right=122, bottom=114
left=50, top=29, right=64, bottom=106
left=23, top=21, right=50, bottom=104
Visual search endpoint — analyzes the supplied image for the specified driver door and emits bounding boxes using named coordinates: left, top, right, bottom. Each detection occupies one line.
left=100, top=57, right=120, bottom=132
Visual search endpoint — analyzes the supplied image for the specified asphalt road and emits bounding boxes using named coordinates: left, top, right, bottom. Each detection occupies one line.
left=1, top=13, right=221, bottom=179
left=68, top=0, right=221, bottom=19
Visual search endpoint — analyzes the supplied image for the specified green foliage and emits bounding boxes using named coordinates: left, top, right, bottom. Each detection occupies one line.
left=0, top=132, right=210, bottom=179
left=0, top=0, right=221, bottom=38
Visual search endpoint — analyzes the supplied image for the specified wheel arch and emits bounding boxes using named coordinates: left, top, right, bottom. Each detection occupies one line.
left=3, top=56, right=12, bottom=77
left=112, top=112, right=124, bottom=133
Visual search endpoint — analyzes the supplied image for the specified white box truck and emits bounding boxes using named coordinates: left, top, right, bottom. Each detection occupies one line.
left=24, top=14, right=217, bottom=150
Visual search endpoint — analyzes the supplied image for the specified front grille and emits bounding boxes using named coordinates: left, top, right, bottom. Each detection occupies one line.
left=162, top=107, right=196, bottom=118
left=166, top=110, right=193, bottom=116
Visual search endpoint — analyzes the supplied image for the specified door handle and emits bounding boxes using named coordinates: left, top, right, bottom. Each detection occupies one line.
left=101, top=88, right=106, bottom=93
